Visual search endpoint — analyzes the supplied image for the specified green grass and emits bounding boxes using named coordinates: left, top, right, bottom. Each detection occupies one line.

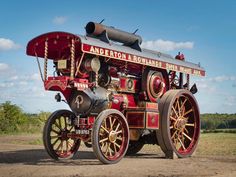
left=141, top=133, right=236, bottom=156
left=196, top=133, right=236, bottom=156
left=202, top=129, right=236, bottom=133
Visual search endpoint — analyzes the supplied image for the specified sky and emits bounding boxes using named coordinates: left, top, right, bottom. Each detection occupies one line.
left=0, top=0, right=236, bottom=113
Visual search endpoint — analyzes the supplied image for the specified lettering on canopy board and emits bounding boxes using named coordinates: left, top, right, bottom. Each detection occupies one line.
left=82, top=44, right=205, bottom=76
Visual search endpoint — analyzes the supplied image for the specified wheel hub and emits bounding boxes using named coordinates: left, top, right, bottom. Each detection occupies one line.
left=60, top=129, right=69, bottom=141
left=109, top=130, right=117, bottom=143
left=175, top=117, right=187, bottom=130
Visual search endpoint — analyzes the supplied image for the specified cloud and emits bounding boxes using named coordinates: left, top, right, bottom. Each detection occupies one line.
left=30, top=73, right=41, bottom=81
left=0, top=38, right=20, bottom=51
left=9, top=73, right=40, bottom=82
left=53, top=16, right=67, bottom=25
left=209, top=75, right=236, bottom=82
left=0, top=63, right=9, bottom=71
left=141, top=39, right=194, bottom=51
left=0, top=82, right=14, bottom=88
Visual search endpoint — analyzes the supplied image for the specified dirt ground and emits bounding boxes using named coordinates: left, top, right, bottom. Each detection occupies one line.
left=0, top=135, right=235, bottom=177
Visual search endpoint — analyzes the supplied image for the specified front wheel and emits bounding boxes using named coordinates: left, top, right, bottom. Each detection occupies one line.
left=92, top=109, right=130, bottom=164
left=157, top=90, right=200, bottom=158
left=43, top=110, right=81, bottom=160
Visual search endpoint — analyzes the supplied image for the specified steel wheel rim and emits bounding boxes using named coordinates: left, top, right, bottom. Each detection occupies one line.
left=98, top=113, right=129, bottom=161
left=49, top=114, right=77, bottom=158
left=168, top=93, right=200, bottom=155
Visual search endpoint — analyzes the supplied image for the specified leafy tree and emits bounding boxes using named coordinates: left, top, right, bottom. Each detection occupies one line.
left=0, top=101, right=27, bottom=133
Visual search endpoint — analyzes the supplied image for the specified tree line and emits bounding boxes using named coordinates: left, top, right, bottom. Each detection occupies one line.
left=0, top=101, right=50, bottom=134
left=0, top=101, right=235, bottom=134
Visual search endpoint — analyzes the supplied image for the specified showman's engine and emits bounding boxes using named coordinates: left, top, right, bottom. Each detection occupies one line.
left=26, top=21, right=205, bottom=164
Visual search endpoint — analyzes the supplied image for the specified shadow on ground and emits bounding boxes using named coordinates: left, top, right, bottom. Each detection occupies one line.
left=0, top=149, right=164, bottom=166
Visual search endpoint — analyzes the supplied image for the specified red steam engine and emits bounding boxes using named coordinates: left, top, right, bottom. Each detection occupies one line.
left=26, top=21, right=205, bottom=164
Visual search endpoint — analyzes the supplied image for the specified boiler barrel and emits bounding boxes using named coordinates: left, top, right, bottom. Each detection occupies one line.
left=85, top=21, right=142, bottom=45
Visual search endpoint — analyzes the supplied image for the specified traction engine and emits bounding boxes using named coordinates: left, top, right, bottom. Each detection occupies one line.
left=26, top=21, right=205, bottom=164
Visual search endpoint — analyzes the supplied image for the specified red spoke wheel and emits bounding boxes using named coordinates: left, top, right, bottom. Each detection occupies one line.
left=92, top=109, right=129, bottom=164
left=157, top=90, right=200, bottom=158
left=43, top=110, right=80, bottom=160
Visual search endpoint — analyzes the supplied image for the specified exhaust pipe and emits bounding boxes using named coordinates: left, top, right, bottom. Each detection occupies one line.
left=85, top=21, right=142, bottom=46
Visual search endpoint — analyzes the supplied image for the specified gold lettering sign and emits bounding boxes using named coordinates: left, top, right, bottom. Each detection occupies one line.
left=82, top=44, right=205, bottom=77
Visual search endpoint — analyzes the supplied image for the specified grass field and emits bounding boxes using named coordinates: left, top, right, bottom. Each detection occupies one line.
left=196, top=133, right=236, bottom=156
left=140, top=133, right=236, bottom=156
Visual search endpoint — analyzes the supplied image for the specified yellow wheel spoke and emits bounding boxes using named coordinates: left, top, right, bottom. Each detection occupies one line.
left=108, top=146, right=112, bottom=156
left=116, top=136, right=122, bottom=141
left=54, top=121, right=62, bottom=131
left=111, top=119, right=116, bottom=129
left=66, top=140, right=68, bottom=152
left=101, top=125, right=109, bottom=133
left=172, top=106, right=179, bottom=118
left=51, top=135, right=61, bottom=139
left=186, top=123, right=195, bottom=127
left=170, top=116, right=177, bottom=121
left=51, top=129, right=59, bottom=134
left=68, top=126, right=74, bottom=132
left=178, top=137, right=186, bottom=150
left=101, top=142, right=106, bottom=150
left=183, top=108, right=193, bottom=117
left=99, top=137, right=108, bottom=143
left=177, top=98, right=181, bottom=116
left=58, top=118, right=61, bottom=129
left=115, top=123, right=120, bottom=132
left=183, top=132, right=192, bottom=141
left=115, top=130, right=122, bottom=134
left=105, top=142, right=110, bottom=155
left=180, top=98, right=188, bottom=113
left=113, top=143, right=117, bottom=153
left=52, top=138, right=59, bottom=146
left=171, top=130, right=178, bottom=139
left=170, top=125, right=174, bottom=129
left=114, top=142, right=121, bottom=149
left=109, top=116, right=112, bottom=129
left=56, top=141, right=63, bottom=151
left=61, top=141, right=64, bottom=153
left=64, top=117, right=67, bottom=129
left=104, top=119, right=107, bottom=130
left=68, top=140, right=73, bottom=148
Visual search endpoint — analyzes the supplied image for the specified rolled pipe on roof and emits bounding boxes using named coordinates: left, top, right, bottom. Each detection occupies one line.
left=85, top=21, right=142, bottom=45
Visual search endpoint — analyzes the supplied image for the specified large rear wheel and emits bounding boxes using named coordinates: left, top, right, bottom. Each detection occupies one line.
left=92, top=109, right=129, bottom=164
left=157, top=90, right=200, bottom=158
left=43, top=110, right=80, bottom=160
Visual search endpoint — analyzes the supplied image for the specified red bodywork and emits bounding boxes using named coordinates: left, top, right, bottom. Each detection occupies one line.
left=27, top=31, right=205, bottom=130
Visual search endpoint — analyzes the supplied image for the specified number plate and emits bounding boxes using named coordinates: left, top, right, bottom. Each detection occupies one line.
left=76, top=129, right=90, bottom=135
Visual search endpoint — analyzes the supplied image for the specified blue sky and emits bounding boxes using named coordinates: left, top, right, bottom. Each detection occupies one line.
left=0, top=0, right=235, bottom=113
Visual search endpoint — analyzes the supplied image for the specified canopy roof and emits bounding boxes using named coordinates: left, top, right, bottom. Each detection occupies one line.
left=27, top=32, right=205, bottom=76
